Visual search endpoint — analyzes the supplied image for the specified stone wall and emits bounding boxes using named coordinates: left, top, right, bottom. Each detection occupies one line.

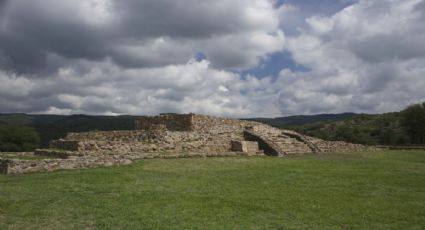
left=190, top=114, right=257, bottom=133
left=135, top=113, right=260, bottom=133
left=1, top=157, right=133, bottom=174
left=305, top=136, right=371, bottom=152
left=65, top=131, right=151, bottom=141
left=35, top=149, right=74, bottom=158
left=51, top=128, right=242, bottom=154
left=50, top=139, right=235, bottom=155
left=0, top=151, right=258, bottom=174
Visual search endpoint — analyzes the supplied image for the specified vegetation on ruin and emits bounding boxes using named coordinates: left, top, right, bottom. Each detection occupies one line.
left=1, top=151, right=424, bottom=229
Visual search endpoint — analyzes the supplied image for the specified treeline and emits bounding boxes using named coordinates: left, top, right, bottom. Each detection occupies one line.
left=285, top=102, right=425, bottom=146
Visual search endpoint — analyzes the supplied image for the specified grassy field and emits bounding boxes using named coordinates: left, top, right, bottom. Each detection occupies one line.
left=0, top=151, right=424, bottom=229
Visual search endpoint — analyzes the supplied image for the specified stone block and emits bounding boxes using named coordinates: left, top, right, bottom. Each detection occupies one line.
left=231, top=140, right=259, bottom=153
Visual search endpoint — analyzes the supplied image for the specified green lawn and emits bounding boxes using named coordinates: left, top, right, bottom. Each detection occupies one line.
left=1, top=151, right=424, bottom=229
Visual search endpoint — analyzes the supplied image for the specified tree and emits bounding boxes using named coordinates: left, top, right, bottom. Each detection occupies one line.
left=400, top=102, right=425, bottom=144
left=0, top=125, right=40, bottom=152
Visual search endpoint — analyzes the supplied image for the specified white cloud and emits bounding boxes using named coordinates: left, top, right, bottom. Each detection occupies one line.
left=1, top=0, right=425, bottom=117
left=0, top=59, right=280, bottom=117
left=1, top=0, right=285, bottom=71
left=274, top=0, right=425, bottom=115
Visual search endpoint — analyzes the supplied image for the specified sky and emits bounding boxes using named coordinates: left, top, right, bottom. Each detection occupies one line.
left=0, top=0, right=425, bottom=117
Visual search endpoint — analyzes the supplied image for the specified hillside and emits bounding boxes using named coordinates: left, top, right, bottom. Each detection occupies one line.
left=247, top=112, right=410, bottom=146
left=283, top=113, right=409, bottom=145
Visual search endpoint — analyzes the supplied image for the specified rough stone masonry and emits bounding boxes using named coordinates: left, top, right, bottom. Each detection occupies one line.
left=0, top=113, right=372, bottom=174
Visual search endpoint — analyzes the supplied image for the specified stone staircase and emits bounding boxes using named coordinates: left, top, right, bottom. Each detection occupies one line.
left=270, top=134, right=313, bottom=155
left=281, top=130, right=321, bottom=153
left=244, top=126, right=319, bottom=156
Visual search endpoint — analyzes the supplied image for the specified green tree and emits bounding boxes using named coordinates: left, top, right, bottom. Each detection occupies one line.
left=0, top=125, right=40, bottom=152
left=400, top=102, right=425, bottom=144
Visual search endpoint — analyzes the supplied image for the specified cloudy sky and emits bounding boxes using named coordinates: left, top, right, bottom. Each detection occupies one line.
left=0, top=0, right=424, bottom=117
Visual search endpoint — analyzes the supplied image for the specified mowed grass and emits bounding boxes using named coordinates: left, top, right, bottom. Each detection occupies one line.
left=0, top=151, right=424, bottom=229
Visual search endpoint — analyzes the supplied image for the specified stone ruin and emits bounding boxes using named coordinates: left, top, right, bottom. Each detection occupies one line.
left=0, top=113, right=371, bottom=174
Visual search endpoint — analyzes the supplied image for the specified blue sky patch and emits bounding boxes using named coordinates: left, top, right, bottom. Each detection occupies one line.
left=240, top=51, right=309, bottom=80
